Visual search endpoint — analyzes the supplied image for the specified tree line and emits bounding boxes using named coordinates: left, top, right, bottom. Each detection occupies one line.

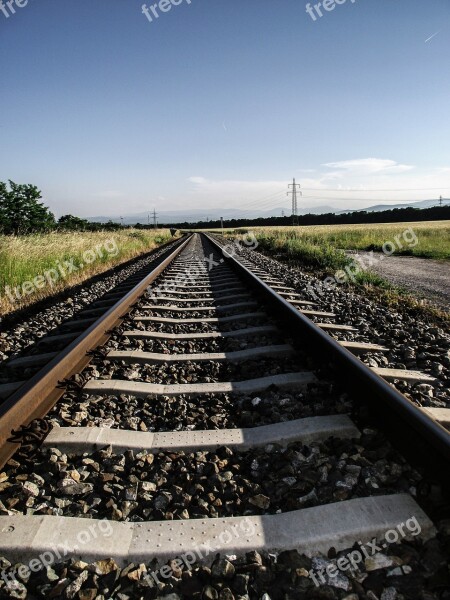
left=162, top=205, right=450, bottom=230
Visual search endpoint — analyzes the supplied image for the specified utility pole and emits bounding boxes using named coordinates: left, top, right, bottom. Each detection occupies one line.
left=153, top=208, right=157, bottom=229
left=287, top=178, right=302, bottom=226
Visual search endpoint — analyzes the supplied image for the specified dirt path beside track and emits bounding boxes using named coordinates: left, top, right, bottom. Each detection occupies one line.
left=354, top=251, right=450, bottom=312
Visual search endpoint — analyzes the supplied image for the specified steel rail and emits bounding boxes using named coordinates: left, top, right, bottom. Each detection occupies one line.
left=0, top=234, right=193, bottom=468
left=204, top=233, right=450, bottom=487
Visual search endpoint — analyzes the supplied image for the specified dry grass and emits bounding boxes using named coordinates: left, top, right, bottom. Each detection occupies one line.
left=0, top=229, right=174, bottom=315
left=219, top=221, right=450, bottom=261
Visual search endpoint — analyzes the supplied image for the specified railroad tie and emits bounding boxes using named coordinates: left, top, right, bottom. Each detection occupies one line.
left=44, top=414, right=360, bottom=453
left=133, top=312, right=267, bottom=324
left=0, top=495, right=435, bottom=565
left=123, top=325, right=280, bottom=340
left=139, top=301, right=258, bottom=314
left=83, top=372, right=316, bottom=397
left=106, top=344, right=294, bottom=364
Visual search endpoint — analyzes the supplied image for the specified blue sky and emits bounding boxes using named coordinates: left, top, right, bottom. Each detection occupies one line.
left=0, top=0, right=449, bottom=219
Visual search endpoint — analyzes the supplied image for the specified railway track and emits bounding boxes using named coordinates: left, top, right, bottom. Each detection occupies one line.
left=0, top=232, right=449, bottom=599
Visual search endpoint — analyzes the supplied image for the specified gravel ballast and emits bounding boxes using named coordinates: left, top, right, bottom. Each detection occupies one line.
left=215, top=238, right=450, bottom=411
left=0, top=537, right=449, bottom=600
left=49, top=385, right=348, bottom=431
left=0, top=432, right=421, bottom=522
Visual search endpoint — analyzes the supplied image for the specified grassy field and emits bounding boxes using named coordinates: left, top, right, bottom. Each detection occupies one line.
left=217, top=221, right=450, bottom=268
left=0, top=229, right=174, bottom=315
left=210, top=220, right=449, bottom=319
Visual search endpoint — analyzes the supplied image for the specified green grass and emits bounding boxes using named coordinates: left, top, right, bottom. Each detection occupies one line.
left=256, top=232, right=351, bottom=271
left=0, top=229, right=174, bottom=315
left=221, top=221, right=450, bottom=261
left=352, top=269, right=393, bottom=288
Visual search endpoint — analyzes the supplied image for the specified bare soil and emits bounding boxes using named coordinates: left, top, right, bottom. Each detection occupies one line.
left=354, top=251, right=450, bottom=312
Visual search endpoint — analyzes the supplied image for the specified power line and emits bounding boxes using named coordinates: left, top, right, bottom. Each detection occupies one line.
left=301, top=186, right=450, bottom=192
left=226, top=189, right=287, bottom=211
left=158, top=193, right=287, bottom=217
left=303, top=195, right=442, bottom=204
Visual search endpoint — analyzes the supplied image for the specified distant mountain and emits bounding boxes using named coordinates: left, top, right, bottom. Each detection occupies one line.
left=88, top=205, right=338, bottom=224
left=340, top=198, right=450, bottom=214
left=88, top=198, right=448, bottom=224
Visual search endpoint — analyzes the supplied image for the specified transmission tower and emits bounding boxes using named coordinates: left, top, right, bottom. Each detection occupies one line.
left=153, top=208, right=158, bottom=229
left=287, top=178, right=302, bottom=226
left=439, top=195, right=443, bottom=207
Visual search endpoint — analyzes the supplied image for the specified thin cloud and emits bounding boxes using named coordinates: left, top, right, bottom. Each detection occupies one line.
left=425, top=31, right=440, bottom=43
left=323, top=158, right=414, bottom=175
left=188, top=176, right=208, bottom=184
